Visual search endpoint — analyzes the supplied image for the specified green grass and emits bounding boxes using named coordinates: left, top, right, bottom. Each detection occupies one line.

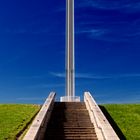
left=0, top=104, right=40, bottom=140
left=0, top=104, right=139, bottom=140
left=102, top=104, right=140, bottom=140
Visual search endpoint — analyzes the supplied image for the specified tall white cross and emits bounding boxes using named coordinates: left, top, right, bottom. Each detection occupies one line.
left=66, top=0, right=75, bottom=100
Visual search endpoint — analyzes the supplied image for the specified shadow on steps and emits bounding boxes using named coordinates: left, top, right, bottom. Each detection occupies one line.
left=44, top=102, right=97, bottom=140
left=99, top=106, right=126, bottom=140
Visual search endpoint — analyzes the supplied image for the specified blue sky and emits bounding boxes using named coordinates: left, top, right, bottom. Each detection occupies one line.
left=0, top=0, right=140, bottom=104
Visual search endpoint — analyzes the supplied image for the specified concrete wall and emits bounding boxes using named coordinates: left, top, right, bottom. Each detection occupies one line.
left=84, top=92, right=120, bottom=140
left=23, top=92, right=56, bottom=140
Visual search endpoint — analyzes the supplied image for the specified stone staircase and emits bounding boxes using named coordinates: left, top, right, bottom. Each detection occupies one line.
left=44, top=102, right=98, bottom=140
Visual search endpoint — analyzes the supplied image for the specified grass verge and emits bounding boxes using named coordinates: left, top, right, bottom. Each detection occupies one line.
left=101, top=104, right=140, bottom=140
left=0, top=104, right=40, bottom=140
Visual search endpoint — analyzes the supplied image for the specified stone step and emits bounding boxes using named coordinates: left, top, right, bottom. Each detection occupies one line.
left=46, top=134, right=97, bottom=137
left=44, top=102, right=98, bottom=140
left=48, top=124, right=94, bottom=127
left=47, top=126, right=95, bottom=129
left=46, top=136, right=97, bottom=140
left=45, top=134, right=97, bottom=139
left=46, top=131, right=96, bottom=134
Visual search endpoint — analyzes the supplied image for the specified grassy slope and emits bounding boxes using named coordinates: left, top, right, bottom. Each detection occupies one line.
left=0, top=104, right=139, bottom=140
left=0, top=104, right=40, bottom=140
left=103, top=104, right=140, bottom=140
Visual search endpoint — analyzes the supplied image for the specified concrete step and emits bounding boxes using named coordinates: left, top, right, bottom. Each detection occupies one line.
left=46, top=131, right=96, bottom=135
left=46, top=136, right=97, bottom=140
left=47, top=127, right=95, bottom=130
left=44, top=102, right=98, bottom=140
left=47, top=124, right=94, bottom=127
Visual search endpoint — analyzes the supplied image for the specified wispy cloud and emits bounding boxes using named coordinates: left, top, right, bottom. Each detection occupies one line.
left=51, top=72, right=140, bottom=80
left=77, top=0, right=140, bottom=12
left=16, top=97, right=45, bottom=101
left=50, top=72, right=65, bottom=78
left=99, top=92, right=140, bottom=104
left=77, top=0, right=140, bottom=41
left=75, top=73, right=111, bottom=79
left=28, top=83, right=64, bottom=89
left=16, top=73, right=50, bottom=80
left=76, top=0, right=118, bottom=9
left=5, top=27, right=50, bottom=34
left=93, top=90, right=140, bottom=104
left=76, top=25, right=140, bottom=42
left=76, top=29, right=106, bottom=37
left=118, top=73, right=140, bottom=78
left=51, top=72, right=111, bottom=79
left=126, top=31, right=140, bottom=37
left=76, top=15, right=140, bottom=41
left=84, top=29, right=140, bottom=42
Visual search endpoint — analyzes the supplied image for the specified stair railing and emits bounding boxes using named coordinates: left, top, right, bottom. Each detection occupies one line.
left=23, top=92, right=56, bottom=140
left=84, top=92, right=119, bottom=140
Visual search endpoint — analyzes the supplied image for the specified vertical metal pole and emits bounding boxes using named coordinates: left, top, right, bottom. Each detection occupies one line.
left=66, top=0, right=75, bottom=101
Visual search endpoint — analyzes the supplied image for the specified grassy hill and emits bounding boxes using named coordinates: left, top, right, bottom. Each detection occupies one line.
left=102, top=104, right=140, bottom=140
left=0, top=104, right=40, bottom=140
left=0, top=104, right=139, bottom=140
